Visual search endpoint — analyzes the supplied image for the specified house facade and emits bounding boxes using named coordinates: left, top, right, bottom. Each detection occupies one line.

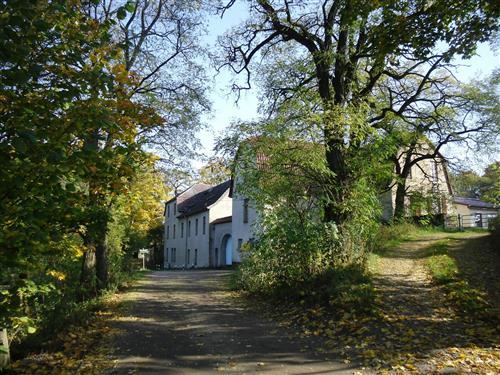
left=229, top=175, right=258, bottom=264
left=381, top=144, right=455, bottom=220
left=163, top=180, right=233, bottom=268
left=163, top=141, right=459, bottom=269
left=452, top=197, right=498, bottom=228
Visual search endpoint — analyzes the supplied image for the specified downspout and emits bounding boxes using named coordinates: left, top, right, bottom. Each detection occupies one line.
left=184, top=217, right=188, bottom=269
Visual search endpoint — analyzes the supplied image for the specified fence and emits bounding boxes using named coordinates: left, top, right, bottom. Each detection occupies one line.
left=444, top=213, right=497, bottom=230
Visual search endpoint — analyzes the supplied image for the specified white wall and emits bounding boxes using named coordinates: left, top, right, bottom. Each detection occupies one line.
left=231, top=174, right=258, bottom=263
left=208, top=189, right=232, bottom=222
left=211, top=221, right=232, bottom=266
left=382, top=146, right=454, bottom=219
left=165, top=208, right=210, bottom=268
left=184, top=211, right=210, bottom=268
left=164, top=188, right=232, bottom=269
left=164, top=200, right=188, bottom=268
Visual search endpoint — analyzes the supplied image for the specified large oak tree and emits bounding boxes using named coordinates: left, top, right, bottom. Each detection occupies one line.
left=218, top=0, right=499, bottom=224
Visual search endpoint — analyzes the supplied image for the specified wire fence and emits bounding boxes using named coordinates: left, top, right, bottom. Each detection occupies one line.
left=444, top=213, right=497, bottom=230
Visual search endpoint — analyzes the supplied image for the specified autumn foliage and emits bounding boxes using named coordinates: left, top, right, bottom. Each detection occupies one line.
left=0, top=0, right=167, bottom=351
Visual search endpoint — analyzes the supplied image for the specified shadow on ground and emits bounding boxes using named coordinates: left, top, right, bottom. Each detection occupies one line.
left=264, top=232, right=499, bottom=373
left=107, top=270, right=362, bottom=374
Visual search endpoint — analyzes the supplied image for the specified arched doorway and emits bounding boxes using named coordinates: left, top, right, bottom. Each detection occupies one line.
left=221, top=234, right=232, bottom=266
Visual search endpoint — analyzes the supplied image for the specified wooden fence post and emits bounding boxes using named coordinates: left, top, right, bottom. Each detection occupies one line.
left=0, top=328, right=10, bottom=368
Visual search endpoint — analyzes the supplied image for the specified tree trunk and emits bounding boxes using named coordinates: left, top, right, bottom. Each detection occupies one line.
left=393, top=180, right=407, bottom=221
left=95, top=240, right=108, bottom=290
left=84, top=128, right=109, bottom=292
left=324, top=142, right=349, bottom=224
left=80, top=247, right=96, bottom=297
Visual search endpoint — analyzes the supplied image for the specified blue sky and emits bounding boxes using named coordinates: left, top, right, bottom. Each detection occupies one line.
left=195, top=4, right=499, bottom=172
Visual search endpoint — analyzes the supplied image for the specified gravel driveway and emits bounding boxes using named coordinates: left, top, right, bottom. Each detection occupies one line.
left=107, top=270, right=361, bottom=374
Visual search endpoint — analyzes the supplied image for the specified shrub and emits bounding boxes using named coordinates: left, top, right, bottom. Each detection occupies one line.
left=426, top=254, right=458, bottom=284
left=488, top=215, right=500, bottom=249
left=373, top=222, right=420, bottom=252
left=236, top=199, right=378, bottom=315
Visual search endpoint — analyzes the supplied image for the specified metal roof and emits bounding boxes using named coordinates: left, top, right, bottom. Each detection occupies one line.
left=453, top=196, right=497, bottom=209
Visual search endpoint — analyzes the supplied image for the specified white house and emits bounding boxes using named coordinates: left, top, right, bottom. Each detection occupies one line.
left=381, top=143, right=455, bottom=220
left=228, top=139, right=455, bottom=261
left=452, top=197, right=498, bottom=228
left=228, top=177, right=258, bottom=265
left=163, top=180, right=233, bottom=268
left=164, top=139, right=458, bottom=269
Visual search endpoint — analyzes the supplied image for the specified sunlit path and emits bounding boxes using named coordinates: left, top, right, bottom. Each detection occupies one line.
left=107, top=270, right=364, bottom=374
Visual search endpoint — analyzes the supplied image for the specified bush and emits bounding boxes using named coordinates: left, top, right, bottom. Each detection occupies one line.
left=426, top=254, right=458, bottom=284
left=235, top=199, right=378, bottom=315
left=488, top=215, right=500, bottom=248
left=373, top=222, right=420, bottom=252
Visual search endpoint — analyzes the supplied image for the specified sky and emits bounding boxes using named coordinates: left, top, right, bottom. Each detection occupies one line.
left=194, top=4, right=499, bottom=172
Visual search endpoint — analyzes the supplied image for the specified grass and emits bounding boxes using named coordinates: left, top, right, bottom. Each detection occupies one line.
left=423, top=239, right=493, bottom=317
left=426, top=253, right=458, bottom=284
left=373, top=222, right=444, bottom=254
left=373, top=224, right=495, bottom=318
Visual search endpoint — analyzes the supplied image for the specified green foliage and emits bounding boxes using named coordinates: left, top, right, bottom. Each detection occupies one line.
left=373, top=222, right=422, bottom=252
left=451, top=161, right=500, bottom=205
left=197, top=157, right=231, bottom=185
left=488, top=215, right=500, bottom=249
left=229, top=128, right=379, bottom=310
left=426, top=254, right=458, bottom=284
left=0, top=0, right=167, bottom=353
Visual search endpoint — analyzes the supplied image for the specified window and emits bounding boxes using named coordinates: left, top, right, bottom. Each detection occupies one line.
left=238, top=239, right=243, bottom=251
left=187, top=249, right=190, bottom=264
left=188, top=220, right=191, bottom=237
left=194, top=249, right=198, bottom=266
left=243, top=198, right=249, bottom=223
left=195, top=218, right=198, bottom=236
left=174, top=203, right=176, bottom=215
left=433, top=161, right=439, bottom=182
left=203, top=216, right=206, bottom=234
left=171, top=248, right=176, bottom=263
left=173, top=224, right=176, bottom=239
left=167, top=204, right=170, bottom=217
left=166, top=225, right=169, bottom=239
left=165, top=248, right=168, bottom=262
left=181, top=222, right=184, bottom=238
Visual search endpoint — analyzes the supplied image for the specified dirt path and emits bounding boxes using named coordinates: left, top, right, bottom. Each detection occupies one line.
left=106, top=270, right=362, bottom=374
left=347, top=232, right=500, bottom=373
left=373, top=235, right=452, bottom=322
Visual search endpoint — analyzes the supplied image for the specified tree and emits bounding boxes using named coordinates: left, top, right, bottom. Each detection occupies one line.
left=0, top=0, right=162, bottom=291
left=452, top=162, right=500, bottom=205
left=197, top=158, right=231, bottom=185
left=78, top=0, right=211, bottom=289
left=86, top=0, right=210, bottom=168
left=164, top=168, right=194, bottom=195
left=218, top=0, right=499, bottom=225
left=106, top=156, right=169, bottom=280
left=481, top=162, right=500, bottom=205
left=378, top=69, right=500, bottom=219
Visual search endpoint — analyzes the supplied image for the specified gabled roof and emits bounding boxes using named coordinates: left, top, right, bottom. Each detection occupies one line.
left=165, top=183, right=212, bottom=205
left=211, top=216, right=232, bottom=225
left=177, top=180, right=231, bottom=218
left=453, top=196, right=497, bottom=209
